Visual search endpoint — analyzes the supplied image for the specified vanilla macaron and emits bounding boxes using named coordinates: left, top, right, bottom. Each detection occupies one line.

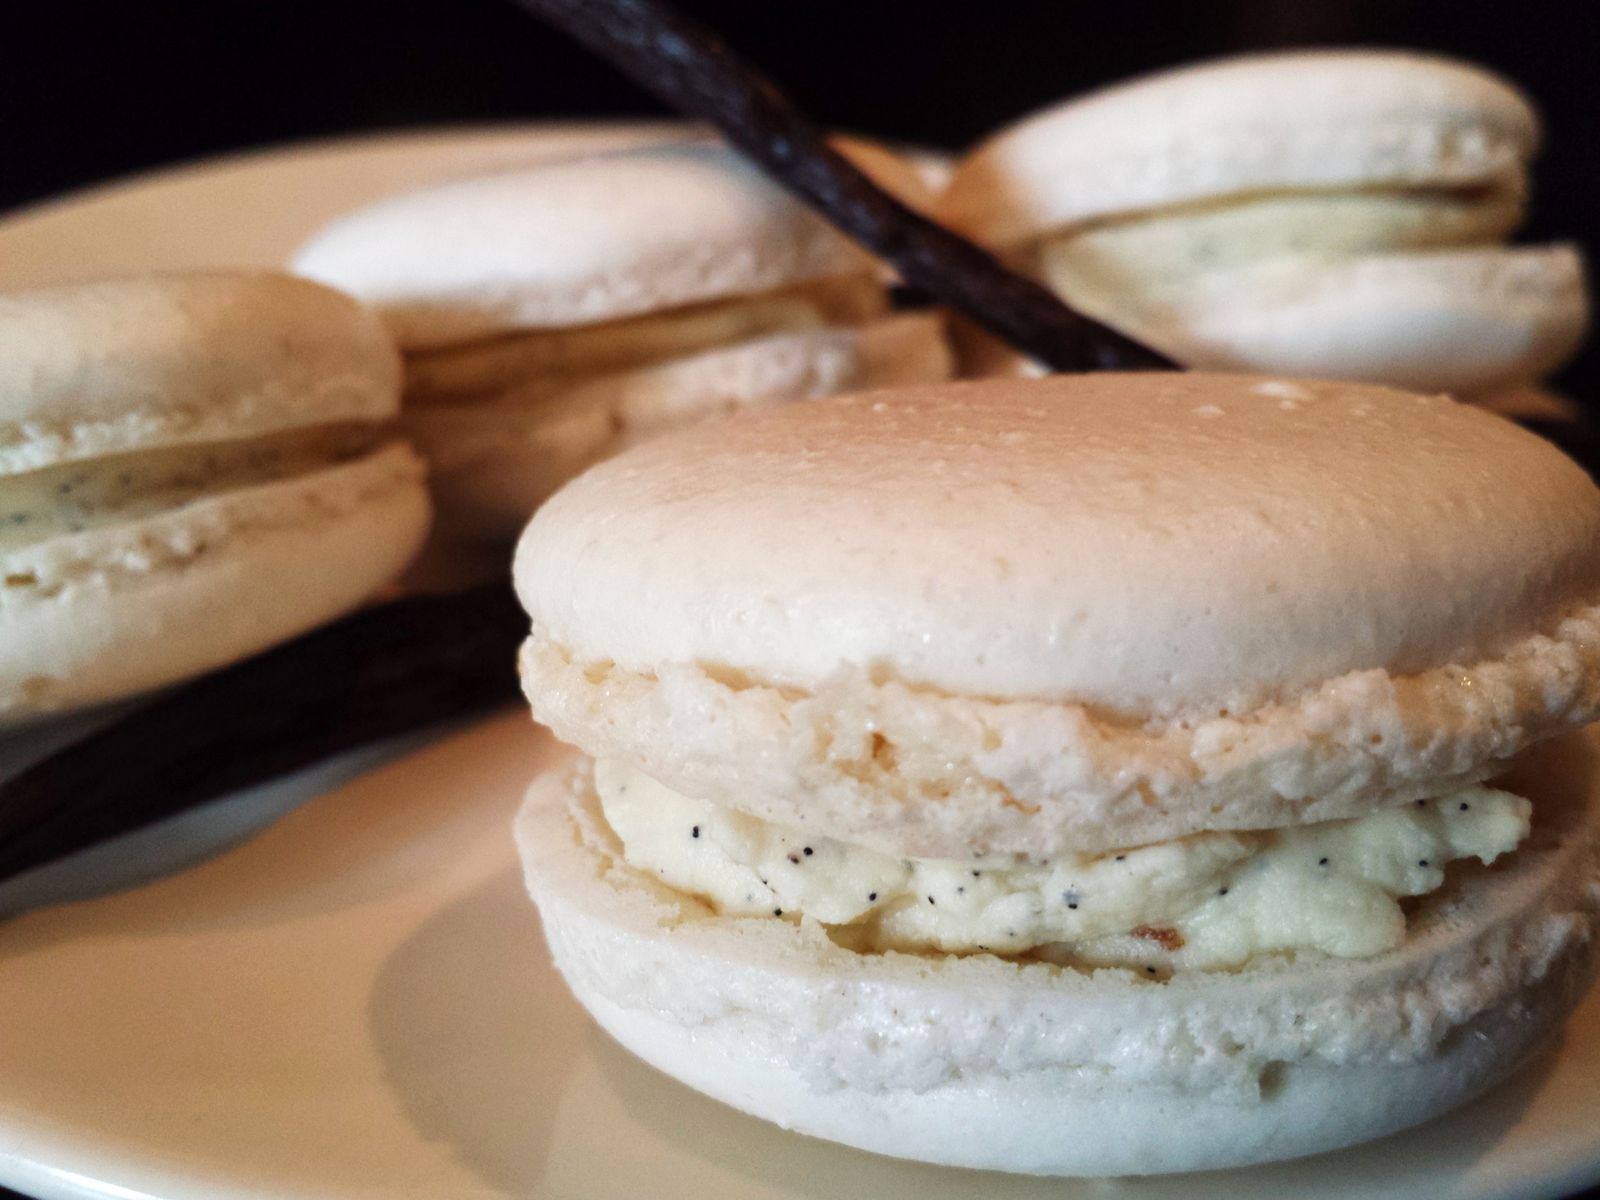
left=0, top=271, right=429, bottom=719
left=513, top=373, right=1600, bottom=1175
left=938, top=51, right=1588, bottom=394
left=293, top=141, right=953, bottom=540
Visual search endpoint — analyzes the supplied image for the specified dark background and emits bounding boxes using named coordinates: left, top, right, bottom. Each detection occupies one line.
left=3, top=0, right=1598, bottom=401
left=1, top=3, right=1599, bottom=1198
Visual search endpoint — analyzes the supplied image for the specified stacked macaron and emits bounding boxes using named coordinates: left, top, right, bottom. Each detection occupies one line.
left=513, top=372, right=1600, bottom=1175
left=293, top=141, right=953, bottom=541
left=938, top=51, right=1588, bottom=395
left=0, top=271, right=428, bottom=719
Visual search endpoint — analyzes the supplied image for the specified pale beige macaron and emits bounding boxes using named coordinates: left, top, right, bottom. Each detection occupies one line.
left=293, top=140, right=953, bottom=541
left=938, top=50, right=1588, bottom=395
left=512, top=372, right=1600, bottom=1174
left=0, top=271, right=429, bottom=720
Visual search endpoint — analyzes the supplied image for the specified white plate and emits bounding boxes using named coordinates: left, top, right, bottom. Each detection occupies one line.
left=0, top=128, right=1598, bottom=1200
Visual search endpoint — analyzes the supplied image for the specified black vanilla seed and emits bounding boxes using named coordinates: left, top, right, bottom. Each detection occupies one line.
left=691, top=825, right=700, bottom=838
left=1318, top=857, right=1329, bottom=866
left=868, top=892, right=877, bottom=901
left=803, top=846, right=813, bottom=856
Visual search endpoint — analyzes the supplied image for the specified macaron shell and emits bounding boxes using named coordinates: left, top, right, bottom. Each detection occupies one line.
left=414, top=313, right=951, bottom=541
left=584, top=988, right=1557, bottom=1176
left=291, top=143, right=879, bottom=349
left=0, top=272, right=402, bottom=475
left=1065, top=245, right=1588, bottom=394
left=516, top=735, right=1600, bottom=1174
left=939, top=50, right=1538, bottom=246
left=519, top=594, right=1600, bottom=857
left=516, top=375, right=1600, bottom=715
left=0, top=441, right=428, bottom=718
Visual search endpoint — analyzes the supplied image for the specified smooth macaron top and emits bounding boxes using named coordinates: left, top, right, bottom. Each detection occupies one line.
left=291, top=142, right=881, bottom=350
left=939, top=50, right=1538, bottom=247
left=0, top=271, right=402, bottom=474
left=517, top=373, right=1600, bottom=721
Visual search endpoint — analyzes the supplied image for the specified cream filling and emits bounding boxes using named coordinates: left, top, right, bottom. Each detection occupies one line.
left=0, top=425, right=389, bottom=551
left=1032, top=186, right=1524, bottom=315
left=403, top=274, right=889, bottom=406
left=595, top=759, right=1529, bottom=972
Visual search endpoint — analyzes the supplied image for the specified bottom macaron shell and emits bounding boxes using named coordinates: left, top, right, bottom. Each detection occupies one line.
left=1085, top=245, right=1585, bottom=395
left=0, top=442, right=429, bottom=719
left=515, top=736, right=1600, bottom=1177
left=579, top=980, right=1560, bottom=1177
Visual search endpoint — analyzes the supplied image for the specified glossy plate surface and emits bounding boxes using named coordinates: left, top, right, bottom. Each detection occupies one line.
left=0, top=128, right=1597, bottom=1200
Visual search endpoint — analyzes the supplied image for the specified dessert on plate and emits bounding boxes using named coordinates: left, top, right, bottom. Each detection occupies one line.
left=511, top=372, right=1600, bottom=1175
left=0, top=271, right=428, bottom=720
left=293, top=141, right=953, bottom=541
left=937, top=51, right=1588, bottom=396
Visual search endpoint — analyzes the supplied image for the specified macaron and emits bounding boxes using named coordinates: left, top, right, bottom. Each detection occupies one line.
left=293, top=140, right=953, bottom=541
left=0, top=271, right=429, bottom=720
left=938, top=51, right=1588, bottom=395
left=512, top=372, right=1600, bottom=1175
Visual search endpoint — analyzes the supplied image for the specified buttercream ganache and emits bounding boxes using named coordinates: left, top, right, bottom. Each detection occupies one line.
left=596, top=759, right=1530, bottom=970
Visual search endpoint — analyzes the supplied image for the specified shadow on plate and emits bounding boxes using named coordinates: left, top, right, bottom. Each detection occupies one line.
left=368, top=862, right=580, bottom=1196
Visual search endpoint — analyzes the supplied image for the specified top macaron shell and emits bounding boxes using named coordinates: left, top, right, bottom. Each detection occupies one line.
left=517, top=373, right=1600, bottom=722
left=291, top=143, right=880, bottom=349
left=939, top=50, right=1539, bottom=247
left=0, top=272, right=402, bottom=474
